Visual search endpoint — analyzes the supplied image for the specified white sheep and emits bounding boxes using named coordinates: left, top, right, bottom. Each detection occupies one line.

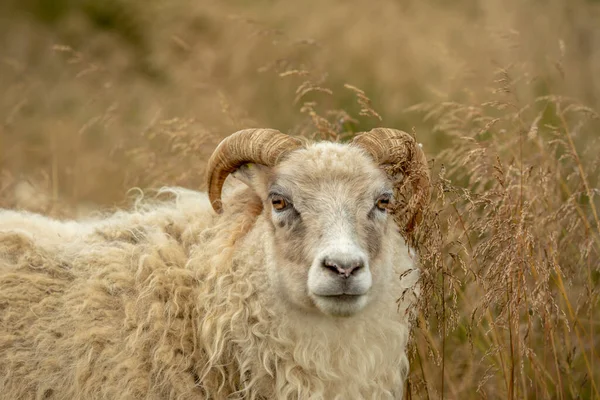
left=0, top=127, right=430, bottom=399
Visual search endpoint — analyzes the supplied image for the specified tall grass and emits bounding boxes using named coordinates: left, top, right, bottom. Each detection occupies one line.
left=407, top=68, right=600, bottom=398
left=0, top=0, right=598, bottom=398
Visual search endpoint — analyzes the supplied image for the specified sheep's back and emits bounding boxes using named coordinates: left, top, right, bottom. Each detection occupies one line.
left=0, top=189, right=218, bottom=399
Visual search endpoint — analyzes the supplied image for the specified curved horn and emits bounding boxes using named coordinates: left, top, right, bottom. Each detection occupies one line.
left=206, top=128, right=303, bottom=213
left=352, top=128, right=430, bottom=232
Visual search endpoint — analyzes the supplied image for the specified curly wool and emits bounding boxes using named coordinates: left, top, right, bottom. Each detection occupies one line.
left=0, top=186, right=418, bottom=399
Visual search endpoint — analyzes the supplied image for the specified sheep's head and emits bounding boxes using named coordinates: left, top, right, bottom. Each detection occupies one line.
left=207, top=128, right=430, bottom=317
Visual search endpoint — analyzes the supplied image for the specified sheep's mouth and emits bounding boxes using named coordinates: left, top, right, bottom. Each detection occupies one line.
left=317, top=294, right=363, bottom=301
left=312, top=293, right=368, bottom=317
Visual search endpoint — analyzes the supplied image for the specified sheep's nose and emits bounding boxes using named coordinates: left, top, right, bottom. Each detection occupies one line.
left=322, top=257, right=364, bottom=278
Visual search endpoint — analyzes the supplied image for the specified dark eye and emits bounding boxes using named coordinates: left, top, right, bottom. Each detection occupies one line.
left=271, top=195, right=290, bottom=211
left=375, top=195, right=391, bottom=211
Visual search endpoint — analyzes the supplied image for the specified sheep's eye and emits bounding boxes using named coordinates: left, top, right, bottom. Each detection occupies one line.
left=271, top=195, right=289, bottom=211
left=375, top=196, right=391, bottom=211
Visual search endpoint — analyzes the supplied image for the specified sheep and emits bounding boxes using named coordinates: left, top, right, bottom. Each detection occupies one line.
left=0, top=127, right=430, bottom=400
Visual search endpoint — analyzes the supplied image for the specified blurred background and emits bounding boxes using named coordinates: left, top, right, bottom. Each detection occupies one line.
left=1, top=0, right=599, bottom=398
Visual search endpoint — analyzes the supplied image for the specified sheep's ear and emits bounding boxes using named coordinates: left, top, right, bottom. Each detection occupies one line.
left=231, top=163, right=271, bottom=194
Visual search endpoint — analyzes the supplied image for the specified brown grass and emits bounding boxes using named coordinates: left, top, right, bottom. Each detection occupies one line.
left=1, top=0, right=599, bottom=398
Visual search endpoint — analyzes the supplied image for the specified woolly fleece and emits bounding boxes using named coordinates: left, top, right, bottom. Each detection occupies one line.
left=0, top=185, right=419, bottom=399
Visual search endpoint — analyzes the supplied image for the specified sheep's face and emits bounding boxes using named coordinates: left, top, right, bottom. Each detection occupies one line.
left=236, top=142, right=397, bottom=317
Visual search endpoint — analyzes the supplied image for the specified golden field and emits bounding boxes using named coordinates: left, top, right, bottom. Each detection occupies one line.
left=0, top=0, right=599, bottom=398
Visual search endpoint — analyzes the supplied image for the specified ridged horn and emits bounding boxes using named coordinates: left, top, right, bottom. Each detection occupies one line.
left=206, top=128, right=303, bottom=213
left=352, top=128, right=430, bottom=232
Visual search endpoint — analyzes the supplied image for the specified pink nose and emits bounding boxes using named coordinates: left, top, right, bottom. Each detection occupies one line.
left=322, top=258, right=364, bottom=278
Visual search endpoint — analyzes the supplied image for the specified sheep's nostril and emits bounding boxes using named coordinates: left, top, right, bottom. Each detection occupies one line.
left=349, top=263, right=363, bottom=274
left=323, top=259, right=341, bottom=274
left=322, top=258, right=364, bottom=278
